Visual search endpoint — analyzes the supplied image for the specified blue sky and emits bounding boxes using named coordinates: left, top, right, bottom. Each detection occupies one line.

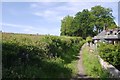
left=1, top=1, right=119, bottom=36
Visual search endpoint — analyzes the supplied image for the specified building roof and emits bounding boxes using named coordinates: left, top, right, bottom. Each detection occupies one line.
left=93, top=28, right=120, bottom=40
left=97, top=30, right=106, bottom=36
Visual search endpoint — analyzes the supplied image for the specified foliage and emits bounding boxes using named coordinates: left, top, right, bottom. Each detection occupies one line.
left=91, top=5, right=117, bottom=33
left=98, top=43, right=120, bottom=70
left=82, top=45, right=109, bottom=78
left=60, top=15, right=74, bottom=36
left=72, top=9, right=95, bottom=38
left=2, top=33, right=85, bottom=78
left=60, top=5, right=117, bottom=38
left=86, top=36, right=92, bottom=42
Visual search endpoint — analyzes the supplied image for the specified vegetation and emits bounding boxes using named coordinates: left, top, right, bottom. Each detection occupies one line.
left=2, top=5, right=119, bottom=79
left=98, top=43, right=120, bottom=70
left=86, top=36, right=92, bottom=42
left=82, top=45, right=109, bottom=78
left=60, top=5, right=117, bottom=38
left=2, top=33, right=85, bottom=78
left=60, top=15, right=74, bottom=36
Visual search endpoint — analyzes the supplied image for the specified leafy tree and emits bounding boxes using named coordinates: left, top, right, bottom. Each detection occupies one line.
left=91, top=5, right=117, bottom=33
left=60, top=15, right=74, bottom=36
left=72, top=9, right=95, bottom=38
left=60, top=9, right=96, bottom=38
left=60, top=5, right=117, bottom=38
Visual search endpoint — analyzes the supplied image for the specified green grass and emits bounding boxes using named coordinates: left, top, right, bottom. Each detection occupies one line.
left=65, top=60, right=78, bottom=77
left=2, top=32, right=84, bottom=78
left=82, top=45, right=109, bottom=78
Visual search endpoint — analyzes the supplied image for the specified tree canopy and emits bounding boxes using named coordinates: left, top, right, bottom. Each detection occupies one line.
left=60, top=15, right=74, bottom=36
left=60, top=5, right=117, bottom=38
left=91, top=5, right=117, bottom=33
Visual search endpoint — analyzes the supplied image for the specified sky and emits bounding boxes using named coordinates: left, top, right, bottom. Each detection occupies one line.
left=1, top=1, right=119, bottom=36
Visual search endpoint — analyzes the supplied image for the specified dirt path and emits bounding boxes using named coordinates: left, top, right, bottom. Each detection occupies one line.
left=71, top=44, right=89, bottom=79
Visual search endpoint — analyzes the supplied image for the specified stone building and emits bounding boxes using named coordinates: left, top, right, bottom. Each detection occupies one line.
left=93, top=27, right=120, bottom=44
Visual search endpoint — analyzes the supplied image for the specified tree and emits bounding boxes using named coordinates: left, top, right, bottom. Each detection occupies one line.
left=71, top=9, right=95, bottom=38
left=60, top=15, right=74, bottom=36
left=91, top=5, right=117, bottom=33
left=60, top=5, right=117, bottom=38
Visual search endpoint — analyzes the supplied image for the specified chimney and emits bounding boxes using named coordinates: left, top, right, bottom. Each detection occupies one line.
left=104, top=23, right=107, bottom=30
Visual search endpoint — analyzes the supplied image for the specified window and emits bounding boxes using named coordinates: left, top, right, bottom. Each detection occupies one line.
left=110, top=30, right=113, bottom=34
left=107, top=32, right=110, bottom=35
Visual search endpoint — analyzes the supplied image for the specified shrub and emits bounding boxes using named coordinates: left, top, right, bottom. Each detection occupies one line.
left=98, top=43, right=120, bottom=70
left=2, top=33, right=85, bottom=78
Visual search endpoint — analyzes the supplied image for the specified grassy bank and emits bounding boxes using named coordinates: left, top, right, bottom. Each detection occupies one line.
left=82, top=44, right=109, bottom=78
left=2, top=33, right=85, bottom=78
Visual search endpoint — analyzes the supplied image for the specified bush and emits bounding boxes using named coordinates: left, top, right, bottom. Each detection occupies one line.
left=98, top=43, right=120, bottom=70
left=86, top=36, right=92, bottom=42
left=2, top=33, right=85, bottom=78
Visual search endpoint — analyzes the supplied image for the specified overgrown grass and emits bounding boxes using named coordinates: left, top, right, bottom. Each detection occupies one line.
left=2, top=33, right=84, bottom=78
left=82, top=45, right=109, bottom=78
left=65, top=60, right=78, bottom=77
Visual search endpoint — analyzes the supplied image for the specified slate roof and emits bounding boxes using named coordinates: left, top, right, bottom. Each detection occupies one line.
left=97, top=30, right=106, bottom=36
left=93, top=28, right=120, bottom=40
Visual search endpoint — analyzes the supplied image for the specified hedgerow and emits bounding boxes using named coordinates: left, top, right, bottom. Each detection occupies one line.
left=98, top=43, right=120, bottom=70
left=2, top=33, right=85, bottom=78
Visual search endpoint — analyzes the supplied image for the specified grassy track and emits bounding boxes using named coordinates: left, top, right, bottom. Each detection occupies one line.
left=82, top=44, right=109, bottom=78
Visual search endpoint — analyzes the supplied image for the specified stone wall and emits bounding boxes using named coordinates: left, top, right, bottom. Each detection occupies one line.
left=98, top=56, right=120, bottom=78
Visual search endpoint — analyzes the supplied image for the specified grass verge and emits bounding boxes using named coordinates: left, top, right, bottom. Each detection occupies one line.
left=82, top=45, right=109, bottom=78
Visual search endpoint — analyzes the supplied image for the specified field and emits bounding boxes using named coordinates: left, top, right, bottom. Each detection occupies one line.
left=2, top=33, right=85, bottom=78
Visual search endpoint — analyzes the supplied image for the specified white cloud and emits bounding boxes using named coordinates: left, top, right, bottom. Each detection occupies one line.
left=31, top=2, right=94, bottom=22
left=31, top=3, right=71, bottom=22
left=33, top=9, right=64, bottom=21
left=34, top=10, right=57, bottom=17
left=30, top=3, right=38, bottom=8
left=34, top=12, right=42, bottom=16
left=1, top=23, right=38, bottom=33
left=31, top=2, right=118, bottom=23
left=2, top=0, right=120, bottom=2
left=2, top=2, right=118, bottom=36
left=1, top=23, right=60, bottom=35
left=1, top=23, right=34, bottom=29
